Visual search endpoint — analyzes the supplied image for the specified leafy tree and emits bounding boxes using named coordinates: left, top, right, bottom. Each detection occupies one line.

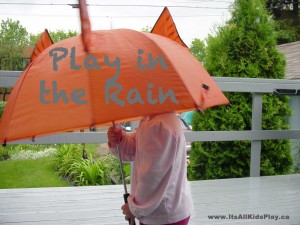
left=188, top=0, right=293, bottom=180
left=29, top=30, right=78, bottom=45
left=28, top=33, right=41, bottom=46
left=266, top=0, right=299, bottom=25
left=0, top=101, right=6, bottom=118
left=48, top=30, right=78, bottom=43
left=189, top=38, right=206, bottom=63
left=0, top=18, right=78, bottom=71
left=0, top=18, right=29, bottom=70
left=274, top=19, right=300, bottom=44
left=266, top=0, right=300, bottom=43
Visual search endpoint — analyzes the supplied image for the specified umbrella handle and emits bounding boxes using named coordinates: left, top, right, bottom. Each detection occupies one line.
left=112, top=121, right=135, bottom=225
left=124, top=193, right=136, bottom=225
left=124, top=193, right=130, bottom=203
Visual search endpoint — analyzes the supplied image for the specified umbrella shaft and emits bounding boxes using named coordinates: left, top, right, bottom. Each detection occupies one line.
left=117, top=144, right=128, bottom=194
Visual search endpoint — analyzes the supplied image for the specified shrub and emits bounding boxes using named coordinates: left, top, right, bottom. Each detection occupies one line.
left=54, top=144, right=118, bottom=186
left=96, top=153, right=131, bottom=185
left=188, top=0, right=293, bottom=180
left=0, top=101, right=6, bottom=118
left=70, top=157, right=111, bottom=186
left=54, top=144, right=82, bottom=179
left=0, top=147, right=10, bottom=160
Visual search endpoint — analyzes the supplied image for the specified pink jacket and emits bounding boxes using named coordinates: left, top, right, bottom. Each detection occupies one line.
left=109, top=112, right=194, bottom=224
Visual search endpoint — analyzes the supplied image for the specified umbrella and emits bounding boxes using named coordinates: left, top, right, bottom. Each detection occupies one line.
left=0, top=13, right=229, bottom=144
left=0, top=1, right=229, bottom=223
left=0, top=28, right=228, bottom=142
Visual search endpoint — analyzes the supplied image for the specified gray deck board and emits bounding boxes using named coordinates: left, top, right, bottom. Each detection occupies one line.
left=0, top=174, right=299, bottom=225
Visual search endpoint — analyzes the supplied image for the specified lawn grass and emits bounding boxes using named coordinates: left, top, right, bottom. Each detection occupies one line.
left=0, top=157, right=69, bottom=188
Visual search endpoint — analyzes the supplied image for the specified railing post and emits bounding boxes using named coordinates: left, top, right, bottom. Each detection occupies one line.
left=250, top=93, right=263, bottom=177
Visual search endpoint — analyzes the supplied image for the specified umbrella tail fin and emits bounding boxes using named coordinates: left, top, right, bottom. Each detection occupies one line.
left=30, top=29, right=53, bottom=63
left=151, top=7, right=187, bottom=48
left=79, top=0, right=92, bottom=52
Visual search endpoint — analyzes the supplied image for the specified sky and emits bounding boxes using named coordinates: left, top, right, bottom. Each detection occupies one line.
left=0, top=0, right=233, bottom=46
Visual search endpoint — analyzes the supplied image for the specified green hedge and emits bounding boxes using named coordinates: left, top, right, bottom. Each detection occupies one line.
left=188, top=0, right=293, bottom=180
left=0, top=101, right=6, bottom=118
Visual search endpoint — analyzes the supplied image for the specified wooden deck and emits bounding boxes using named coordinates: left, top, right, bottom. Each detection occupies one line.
left=0, top=174, right=299, bottom=225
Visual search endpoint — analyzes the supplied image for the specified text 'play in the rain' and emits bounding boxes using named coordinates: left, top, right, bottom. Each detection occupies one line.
left=39, top=47, right=179, bottom=106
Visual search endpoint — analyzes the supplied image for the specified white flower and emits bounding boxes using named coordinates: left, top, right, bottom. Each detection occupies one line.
left=10, top=147, right=57, bottom=160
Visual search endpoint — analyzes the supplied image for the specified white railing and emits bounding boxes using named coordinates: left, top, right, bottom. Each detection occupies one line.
left=1, top=71, right=300, bottom=177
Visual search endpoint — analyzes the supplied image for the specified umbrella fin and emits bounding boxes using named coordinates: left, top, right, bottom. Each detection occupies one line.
left=79, top=0, right=92, bottom=52
left=30, top=29, right=53, bottom=63
left=151, top=7, right=187, bottom=48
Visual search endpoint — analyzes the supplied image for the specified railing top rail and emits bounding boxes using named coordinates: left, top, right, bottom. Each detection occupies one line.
left=1, top=70, right=300, bottom=93
left=5, top=130, right=300, bottom=145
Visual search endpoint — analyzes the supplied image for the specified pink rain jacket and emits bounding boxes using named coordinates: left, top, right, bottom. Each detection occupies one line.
left=109, top=112, right=194, bottom=224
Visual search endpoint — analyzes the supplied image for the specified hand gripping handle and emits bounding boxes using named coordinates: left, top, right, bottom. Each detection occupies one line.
left=124, top=193, right=135, bottom=225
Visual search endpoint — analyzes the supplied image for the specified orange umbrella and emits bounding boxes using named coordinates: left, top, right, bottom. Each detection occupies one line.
left=0, top=2, right=229, bottom=145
